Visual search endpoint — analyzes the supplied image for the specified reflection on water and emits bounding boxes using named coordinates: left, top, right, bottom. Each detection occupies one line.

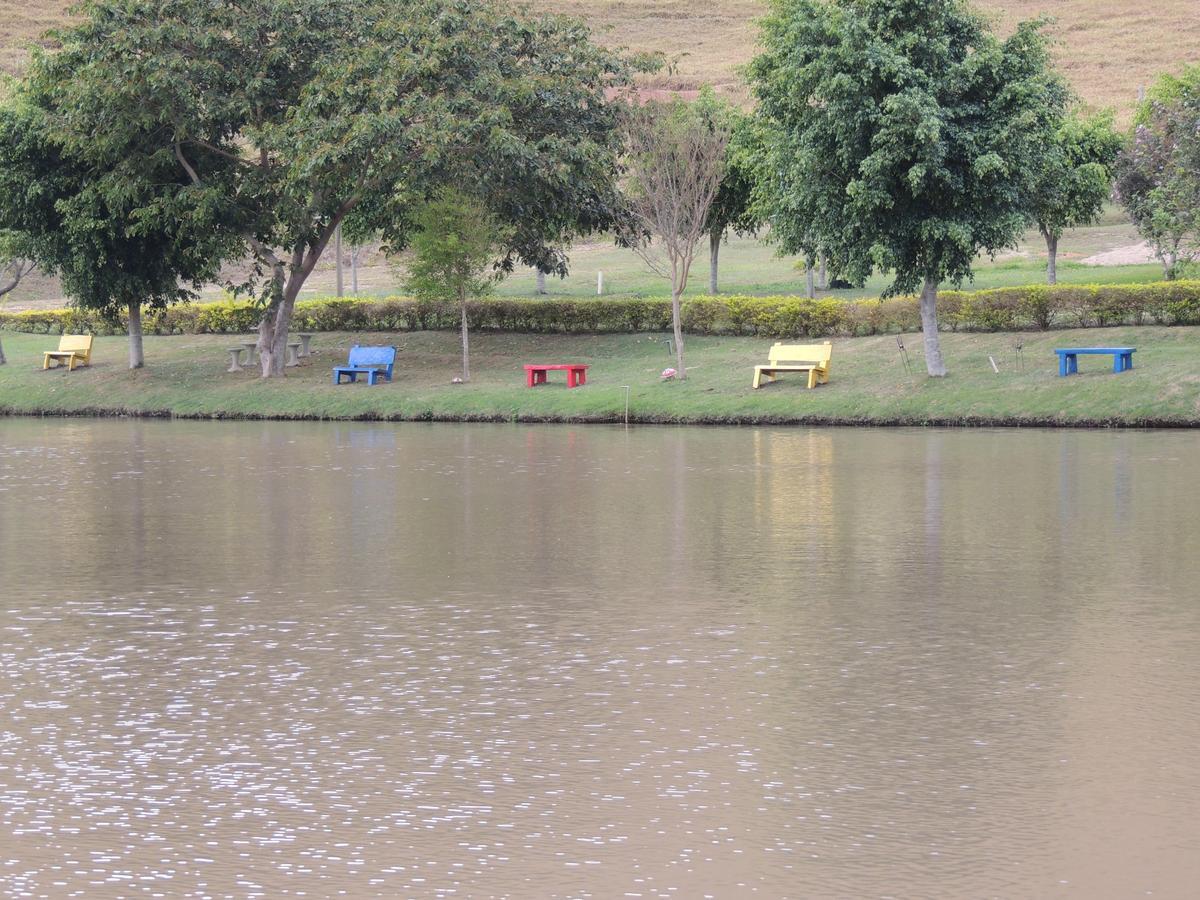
left=2, top=419, right=1199, bottom=897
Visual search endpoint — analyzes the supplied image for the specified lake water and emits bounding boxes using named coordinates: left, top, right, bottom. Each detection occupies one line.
left=2, top=419, right=1199, bottom=898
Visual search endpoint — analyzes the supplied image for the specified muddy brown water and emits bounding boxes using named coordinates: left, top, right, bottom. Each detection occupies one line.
left=2, top=419, right=1199, bottom=898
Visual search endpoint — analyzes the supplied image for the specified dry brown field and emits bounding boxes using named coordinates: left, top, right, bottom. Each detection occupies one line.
left=3, top=0, right=1197, bottom=116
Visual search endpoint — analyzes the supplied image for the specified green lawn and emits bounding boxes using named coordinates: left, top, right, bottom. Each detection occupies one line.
left=491, top=215, right=1163, bottom=300
left=3, top=327, right=1198, bottom=426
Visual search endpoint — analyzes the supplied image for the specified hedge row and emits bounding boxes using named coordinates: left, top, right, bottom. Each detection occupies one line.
left=5, top=281, right=1200, bottom=338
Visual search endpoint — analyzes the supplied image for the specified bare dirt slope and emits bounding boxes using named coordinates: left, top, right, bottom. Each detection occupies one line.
left=1, top=1, right=1197, bottom=117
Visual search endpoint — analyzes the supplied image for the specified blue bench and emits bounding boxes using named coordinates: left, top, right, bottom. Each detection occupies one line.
left=1055, top=347, right=1136, bottom=377
left=332, top=345, right=396, bottom=385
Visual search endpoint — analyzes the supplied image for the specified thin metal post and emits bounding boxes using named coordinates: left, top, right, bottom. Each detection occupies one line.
left=335, top=224, right=343, bottom=297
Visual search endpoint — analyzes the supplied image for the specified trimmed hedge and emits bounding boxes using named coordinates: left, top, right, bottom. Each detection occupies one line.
left=4, top=281, right=1200, bottom=338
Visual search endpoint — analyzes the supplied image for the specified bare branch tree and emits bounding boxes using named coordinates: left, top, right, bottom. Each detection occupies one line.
left=619, top=101, right=729, bottom=380
left=0, top=256, right=36, bottom=366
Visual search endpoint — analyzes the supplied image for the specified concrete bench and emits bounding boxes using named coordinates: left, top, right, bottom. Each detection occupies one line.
left=1055, top=347, right=1135, bottom=376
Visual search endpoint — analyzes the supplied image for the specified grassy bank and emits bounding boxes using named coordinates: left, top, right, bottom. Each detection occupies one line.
left=3, top=327, right=1199, bottom=427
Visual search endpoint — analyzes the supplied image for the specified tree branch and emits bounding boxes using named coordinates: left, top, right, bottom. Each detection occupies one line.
left=174, top=142, right=202, bottom=185
left=186, top=138, right=259, bottom=167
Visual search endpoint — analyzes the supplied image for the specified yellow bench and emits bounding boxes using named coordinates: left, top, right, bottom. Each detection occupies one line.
left=43, top=334, right=94, bottom=371
left=752, top=341, right=832, bottom=389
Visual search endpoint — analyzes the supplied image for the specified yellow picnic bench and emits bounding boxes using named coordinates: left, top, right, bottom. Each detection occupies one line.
left=752, top=341, right=833, bottom=389
left=43, top=334, right=94, bottom=371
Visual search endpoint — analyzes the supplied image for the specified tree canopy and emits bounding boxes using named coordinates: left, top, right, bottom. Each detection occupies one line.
left=30, top=0, right=638, bottom=375
left=694, top=88, right=763, bottom=294
left=0, top=95, right=231, bottom=367
left=749, top=0, right=1067, bottom=374
left=1030, top=109, right=1123, bottom=284
left=1115, top=65, right=1200, bottom=280
left=405, top=190, right=506, bottom=382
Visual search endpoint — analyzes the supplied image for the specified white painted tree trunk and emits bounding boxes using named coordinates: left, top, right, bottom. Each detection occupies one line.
left=535, top=269, right=547, bottom=294
left=460, top=293, right=471, bottom=382
left=818, top=254, right=827, bottom=290
left=805, top=263, right=815, bottom=299
left=127, top=301, right=144, bottom=369
left=351, top=246, right=359, bottom=294
left=671, top=288, right=686, bottom=379
left=919, top=278, right=947, bottom=377
left=708, top=229, right=721, bottom=295
left=1045, top=233, right=1058, bottom=285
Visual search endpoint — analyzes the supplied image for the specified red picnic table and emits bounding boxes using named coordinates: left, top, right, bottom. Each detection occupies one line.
left=525, top=363, right=590, bottom=388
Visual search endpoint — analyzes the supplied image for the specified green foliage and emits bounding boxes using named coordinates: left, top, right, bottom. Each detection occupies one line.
left=1116, top=65, right=1200, bottom=279
left=1031, top=109, right=1123, bottom=241
left=7, top=282, right=1200, bottom=337
left=694, top=87, right=762, bottom=241
left=0, top=72, right=233, bottom=323
left=34, top=0, right=635, bottom=294
left=748, top=0, right=1069, bottom=295
left=405, top=192, right=504, bottom=304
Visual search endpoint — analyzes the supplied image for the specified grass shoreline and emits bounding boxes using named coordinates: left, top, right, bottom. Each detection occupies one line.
left=3, top=328, right=1200, bottom=429
left=4, top=408, right=1196, bottom=430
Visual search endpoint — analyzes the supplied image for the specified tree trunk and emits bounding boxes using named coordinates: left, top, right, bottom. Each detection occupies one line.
left=818, top=254, right=827, bottom=290
left=919, top=278, right=947, bottom=377
left=805, top=263, right=815, bottom=299
left=127, top=301, right=145, bottom=369
left=708, top=229, right=721, bottom=295
left=460, top=293, right=471, bottom=382
left=1163, top=247, right=1178, bottom=281
left=256, top=222, right=345, bottom=377
left=0, top=335, right=6, bottom=366
left=1045, top=232, right=1058, bottom=285
left=351, top=246, right=359, bottom=295
left=257, top=266, right=303, bottom=378
left=671, top=288, right=686, bottom=379
left=535, top=269, right=547, bottom=294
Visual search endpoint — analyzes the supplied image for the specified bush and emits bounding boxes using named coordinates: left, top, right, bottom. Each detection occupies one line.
left=3, top=281, right=1200, bottom=338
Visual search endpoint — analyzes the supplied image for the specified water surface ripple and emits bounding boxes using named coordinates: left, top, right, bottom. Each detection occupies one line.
left=2, top=420, right=1199, bottom=897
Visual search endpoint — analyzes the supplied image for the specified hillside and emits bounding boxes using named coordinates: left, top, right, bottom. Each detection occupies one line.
left=2, top=1, right=1197, bottom=117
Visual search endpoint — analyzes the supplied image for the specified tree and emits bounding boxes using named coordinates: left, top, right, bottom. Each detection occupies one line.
left=1115, top=66, right=1200, bottom=280
left=34, top=0, right=636, bottom=377
left=0, top=97, right=228, bottom=369
left=405, top=191, right=505, bottom=382
left=0, top=234, right=36, bottom=366
left=749, top=0, right=1067, bottom=376
left=694, top=89, right=763, bottom=294
left=1031, top=110, right=1123, bottom=284
left=620, top=100, right=730, bottom=379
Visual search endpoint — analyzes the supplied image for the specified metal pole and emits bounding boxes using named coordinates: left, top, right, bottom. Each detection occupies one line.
left=335, top=224, right=344, bottom=297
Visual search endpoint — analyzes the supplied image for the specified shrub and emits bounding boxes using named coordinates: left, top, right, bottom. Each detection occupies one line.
left=3, top=281, right=1200, bottom=339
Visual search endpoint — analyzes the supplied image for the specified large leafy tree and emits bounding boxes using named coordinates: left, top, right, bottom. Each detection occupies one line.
left=749, top=0, right=1067, bottom=376
left=1031, top=110, right=1123, bottom=284
left=0, top=98, right=227, bottom=368
left=37, top=0, right=635, bottom=376
left=1115, top=66, right=1200, bottom=280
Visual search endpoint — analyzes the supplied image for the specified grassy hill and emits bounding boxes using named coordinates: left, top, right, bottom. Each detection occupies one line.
left=3, top=0, right=1196, bottom=117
